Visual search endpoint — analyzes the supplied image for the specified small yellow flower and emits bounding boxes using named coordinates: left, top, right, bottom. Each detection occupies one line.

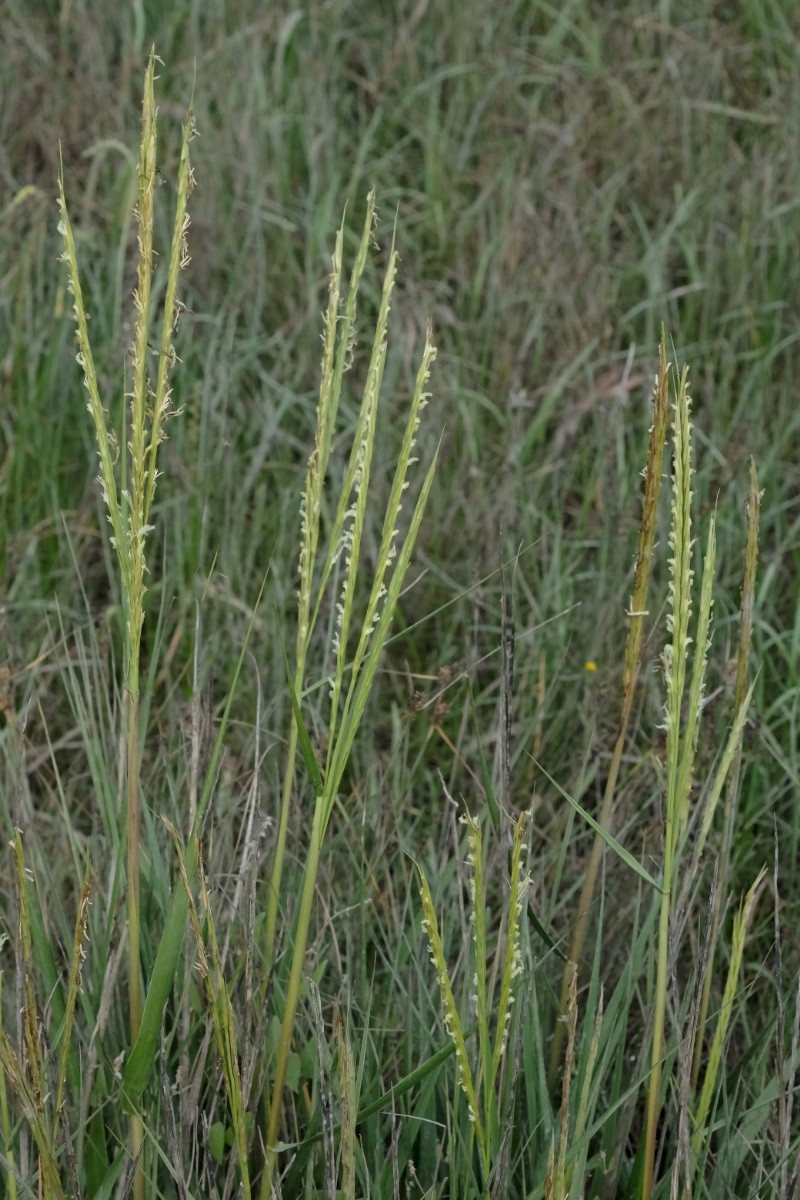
left=584, top=660, right=598, bottom=673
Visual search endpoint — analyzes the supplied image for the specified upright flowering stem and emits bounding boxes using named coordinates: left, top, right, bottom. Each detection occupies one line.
left=259, top=200, right=437, bottom=1198
left=59, top=52, right=194, bottom=1198
left=642, top=364, right=698, bottom=1200
left=550, top=340, right=669, bottom=1085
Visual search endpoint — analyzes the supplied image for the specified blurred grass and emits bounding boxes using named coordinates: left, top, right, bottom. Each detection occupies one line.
left=1, top=2, right=799, bottom=1197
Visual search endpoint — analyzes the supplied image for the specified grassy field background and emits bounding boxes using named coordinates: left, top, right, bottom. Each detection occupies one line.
left=1, top=3, right=798, bottom=1198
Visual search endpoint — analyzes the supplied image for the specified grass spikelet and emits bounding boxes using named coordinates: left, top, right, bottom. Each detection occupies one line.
left=554, top=962, right=578, bottom=1200
left=327, top=329, right=438, bottom=785
left=491, top=809, right=529, bottom=1092
left=417, top=864, right=485, bottom=1145
left=0, top=1028, right=64, bottom=1200
left=572, top=986, right=603, bottom=1156
left=56, top=184, right=127, bottom=576
left=53, top=873, right=91, bottom=1126
left=463, top=811, right=490, bottom=1115
left=676, top=512, right=716, bottom=836
left=326, top=248, right=389, bottom=731
left=416, top=805, right=530, bottom=1187
left=663, top=364, right=695, bottom=852
left=11, top=833, right=44, bottom=1106
left=643, top=360, right=700, bottom=1200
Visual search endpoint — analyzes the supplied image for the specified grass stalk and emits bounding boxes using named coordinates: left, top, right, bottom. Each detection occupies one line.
left=58, top=50, right=195, bottom=1193
left=548, top=961, right=577, bottom=1200
left=263, top=198, right=375, bottom=972
left=641, top=362, right=698, bottom=1200
left=417, top=863, right=487, bottom=1159
left=549, top=336, right=669, bottom=1085
left=464, top=812, right=491, bottom=1140
left=53, top=873, right=91, bottom=1132
left=639, top=356, right=753, bottom=1199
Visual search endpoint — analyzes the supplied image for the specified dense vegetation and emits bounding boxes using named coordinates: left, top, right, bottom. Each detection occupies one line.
left=1, top=4, right=798, bottom=1198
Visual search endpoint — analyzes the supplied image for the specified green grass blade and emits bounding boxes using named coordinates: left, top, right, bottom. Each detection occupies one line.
left=280, top=634, right=324, bottom=798
left=532, top=760, right=662, bottom=892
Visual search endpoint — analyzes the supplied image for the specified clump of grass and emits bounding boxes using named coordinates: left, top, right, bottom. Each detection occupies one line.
left=414, top=343, right=770, bottom=1199
left=260, top=189, right=438, bottom=1196
left=0, top=833, right=90, bottom=1200
left=57, top=49, right=194, bottom=1199
left=150, top=183, right=439, bottom=1195
left=167, top=820, right=253, bottom=1200
left=416, top=804, right=529, bottom=1189
left=640, top=358, right=763, bottom=1200
left=46, top=51, right=440, bottom=1200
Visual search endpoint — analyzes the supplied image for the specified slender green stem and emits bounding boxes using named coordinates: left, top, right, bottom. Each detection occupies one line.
left=263, top=685, right=302, bottom=974
left=641, top=362, right=695, bottom=1200
left=690, top=461, right=760, bottom=1090
left=126, top=680, right=142, bottom=1041
left=642, top=842, right=673, bottom=1200
left=262, top=800, right=326, bottom=1197
left=126, top=679, right=144, bottom=1200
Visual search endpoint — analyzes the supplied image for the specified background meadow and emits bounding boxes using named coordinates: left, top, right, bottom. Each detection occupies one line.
left=1, top=3, right=799, bottom=1198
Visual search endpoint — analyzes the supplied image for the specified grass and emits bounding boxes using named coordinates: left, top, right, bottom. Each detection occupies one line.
left=56, top=55, right=196, bottom=1199
left=1, top=4, right=799, bottom=1198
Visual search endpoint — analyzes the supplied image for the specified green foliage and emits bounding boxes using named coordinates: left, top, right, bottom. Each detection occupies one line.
left=1, top=7, right=798, bottom=1200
